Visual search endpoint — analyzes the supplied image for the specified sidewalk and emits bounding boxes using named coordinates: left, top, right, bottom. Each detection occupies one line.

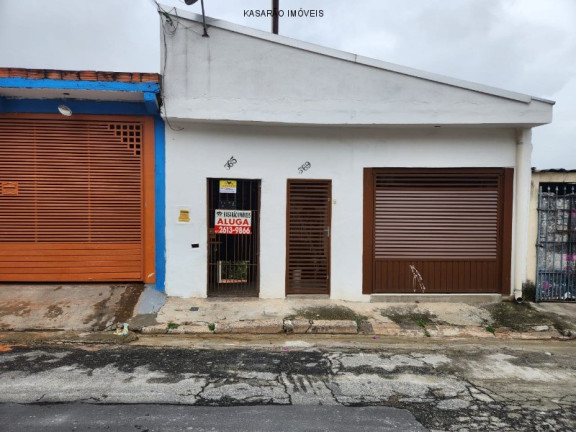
left=0, top=284, right=143, bottom=331
left=132, top=296, right=576, bottom=341
left=0, top=284, right=575, bottom=343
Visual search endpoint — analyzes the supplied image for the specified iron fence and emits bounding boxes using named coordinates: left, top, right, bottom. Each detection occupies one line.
left=536, top=183, right=576, bottom=301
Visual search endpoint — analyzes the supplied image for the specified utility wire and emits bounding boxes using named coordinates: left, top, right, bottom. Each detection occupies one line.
left=150, top=0, right=211, bottom=131
left=153, top=2, right=184, bottom=131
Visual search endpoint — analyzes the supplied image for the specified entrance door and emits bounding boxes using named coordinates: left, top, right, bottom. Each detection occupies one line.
left=286, top=180, right=331, bottom=295
left=207, top=179, right=260, bottom=297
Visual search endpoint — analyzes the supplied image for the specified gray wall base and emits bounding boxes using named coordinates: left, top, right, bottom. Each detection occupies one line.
left=371, top=294, right=502, bottom=304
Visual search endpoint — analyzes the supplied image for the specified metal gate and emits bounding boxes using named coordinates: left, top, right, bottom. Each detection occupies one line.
left=362, top=168, right=513, bottom=294
left=0, top=114, right=155, bottom=283
left=207, top=178, right=260, bottom=297
left=536, top=183, right=576, bottom=301
left=286, top=179, right=331, bottom=295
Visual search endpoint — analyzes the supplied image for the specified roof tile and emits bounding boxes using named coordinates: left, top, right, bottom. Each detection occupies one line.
left=0, top=68, right=159, bottom=83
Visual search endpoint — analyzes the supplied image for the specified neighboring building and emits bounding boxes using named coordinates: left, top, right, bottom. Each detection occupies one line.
left=160, top=10, right=553, bottom=301
left=0, top=68, right=166, bottom=291
left=528, top=169, right=576, bottom=301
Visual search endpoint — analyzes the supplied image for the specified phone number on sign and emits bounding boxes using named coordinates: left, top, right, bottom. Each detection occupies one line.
left=215, top=226, right=252, bottom=235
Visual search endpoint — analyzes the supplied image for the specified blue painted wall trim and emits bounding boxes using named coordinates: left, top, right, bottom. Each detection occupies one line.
left=144, top=92, right=159, bottom=114
left=0, top=77, right=160, bottom=93
left=154, top=117, right=167, bottom=292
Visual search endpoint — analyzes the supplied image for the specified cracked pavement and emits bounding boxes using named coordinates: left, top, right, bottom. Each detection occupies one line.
left=0, top=342, right=574, bottom=431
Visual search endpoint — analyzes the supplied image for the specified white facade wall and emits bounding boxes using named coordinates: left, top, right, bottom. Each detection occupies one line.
left=165, top=124, right=517, bottom=299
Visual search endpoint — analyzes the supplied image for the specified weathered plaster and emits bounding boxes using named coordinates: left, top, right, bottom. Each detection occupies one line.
left=165, top=124, right=517, bottom=299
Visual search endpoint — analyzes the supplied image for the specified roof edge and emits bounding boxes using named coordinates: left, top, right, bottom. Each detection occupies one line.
left=0, top=68, right=160, bottom=83
left=532, top=168, right=576, bottom=173
left=161, top=6, right=554, bottom=106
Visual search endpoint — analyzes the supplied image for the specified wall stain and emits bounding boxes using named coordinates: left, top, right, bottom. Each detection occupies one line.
left=0, top=301, right=32, bottom=317
left=114, top=284, right=144, bottom=324
left=83, top=298, right=112, bottom=329
left=81, top=284, right=143, bottom=330
left=44, top=304, right=64, bottom=319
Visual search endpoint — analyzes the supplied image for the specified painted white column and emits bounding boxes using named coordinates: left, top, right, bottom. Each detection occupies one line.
left=513, top=128, right=533, bottom=299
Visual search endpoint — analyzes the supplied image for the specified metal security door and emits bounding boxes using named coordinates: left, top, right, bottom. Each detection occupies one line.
left=207, top=179, right=260, bottom=297
left=286, top=180, right=331, bottom=295
left=536, top=183, right=576, bottom=301
left=363, top=168, right=513, bottom=294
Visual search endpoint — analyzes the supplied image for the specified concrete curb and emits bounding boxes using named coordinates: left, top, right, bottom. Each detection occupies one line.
left=215, top=319, right=284, bottom=334
left=168, top=324, right=213, bottom=334
left=141, top=325, right=168, bottom=334
left=138, top=319, right=573, bottom=340
left=308, top=320, right=358, bottom=334
left=283, top=319, right=311, bottom=334
left=0, top=328, right=572, bottom=348
left=0, top=331, right=139, bottom=345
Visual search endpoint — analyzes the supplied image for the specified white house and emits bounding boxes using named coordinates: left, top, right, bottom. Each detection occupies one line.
left=161, top=10, right=553, bottom=301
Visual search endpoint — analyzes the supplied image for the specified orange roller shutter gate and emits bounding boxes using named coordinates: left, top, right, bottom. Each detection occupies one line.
left=0, top=114, right=155, bottom=283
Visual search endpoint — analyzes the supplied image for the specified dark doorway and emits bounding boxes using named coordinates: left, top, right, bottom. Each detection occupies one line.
left=286, top=179, right=332, bottom=295
left=207, top=178, right=260, bottom=297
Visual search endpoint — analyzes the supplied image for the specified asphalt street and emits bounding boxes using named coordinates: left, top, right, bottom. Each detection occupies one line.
left=0, top=341, right=574, bottom=431
left=0, top=404, right=426, bottom=432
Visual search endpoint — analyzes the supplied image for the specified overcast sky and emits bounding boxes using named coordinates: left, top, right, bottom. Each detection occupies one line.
left=0, top=0, right=574, bottom=169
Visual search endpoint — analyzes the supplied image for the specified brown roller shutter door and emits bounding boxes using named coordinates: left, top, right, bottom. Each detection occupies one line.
left=0, top=114, right=155, bottom=282
left=363, top=168, right=513, bottom=294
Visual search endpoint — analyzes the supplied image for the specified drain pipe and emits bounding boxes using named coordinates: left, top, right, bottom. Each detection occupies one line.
left=502, top=294, right=523, bottom=303
left=513, top=128, right=532, bottom=302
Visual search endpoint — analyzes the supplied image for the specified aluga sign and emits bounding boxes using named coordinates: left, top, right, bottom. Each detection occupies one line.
left=214, top=209, right=252, bottom=234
